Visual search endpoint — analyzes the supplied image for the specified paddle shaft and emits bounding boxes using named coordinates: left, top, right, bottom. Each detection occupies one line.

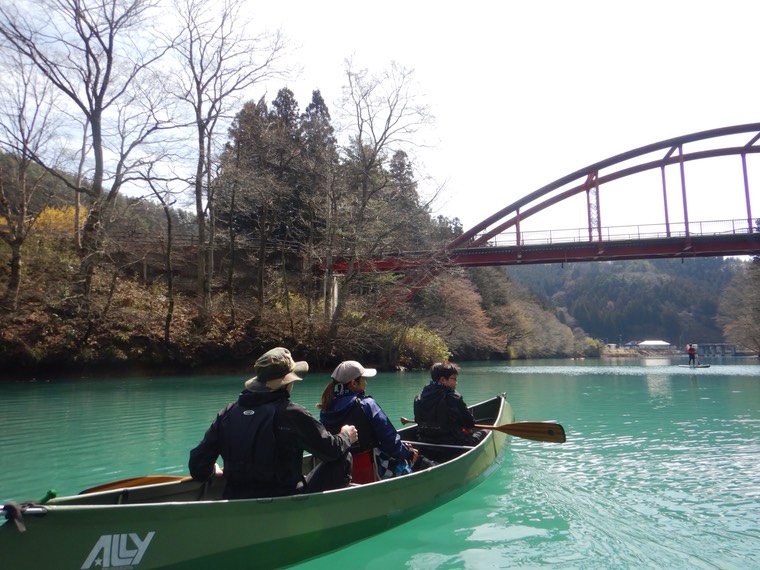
left=400, top=417, right=566, bottom=444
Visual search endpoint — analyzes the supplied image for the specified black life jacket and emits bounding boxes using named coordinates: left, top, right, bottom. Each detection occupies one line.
left=219, top=399, right=284, bottom=486
left=414, top=388, right=455, bottom=443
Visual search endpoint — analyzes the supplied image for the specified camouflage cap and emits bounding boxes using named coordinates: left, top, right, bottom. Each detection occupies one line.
left=244, top=347, right=309, bottom=392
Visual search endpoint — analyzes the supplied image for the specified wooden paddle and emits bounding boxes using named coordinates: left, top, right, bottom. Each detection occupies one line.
left=80, top=475, right=191, bottom=494
left=400, top=417, right=566, bottom=443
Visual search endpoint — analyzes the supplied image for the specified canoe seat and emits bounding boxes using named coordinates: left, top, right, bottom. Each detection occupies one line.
left=351, top=450, right=378, bottom=485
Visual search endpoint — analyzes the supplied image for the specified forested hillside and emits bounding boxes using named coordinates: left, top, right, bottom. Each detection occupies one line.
left=2, top=2, right=756, bottom=379
left=507, top=257, right=745, bottom=345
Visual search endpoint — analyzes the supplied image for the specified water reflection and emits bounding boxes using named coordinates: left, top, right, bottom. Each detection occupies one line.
left=645, top=374, right=672, bottom=403
left=641, top=357, right=672, bottom=367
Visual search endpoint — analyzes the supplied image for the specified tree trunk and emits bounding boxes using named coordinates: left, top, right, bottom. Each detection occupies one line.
left=162, top=203, right=175, bottom=346
left=255, top=217, right=267, bottom=319
left=194, top=158, right=211, bottom=327
left=2, top=241, right=22, bottom=312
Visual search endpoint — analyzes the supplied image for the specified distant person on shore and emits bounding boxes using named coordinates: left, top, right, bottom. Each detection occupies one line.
left=319, top=360, right=434, bottom=479
left=413, top=362, right=487, bottom=456
left=686, top=344, right=697, bottom=366
left=189, top=347, right=357, bottom=499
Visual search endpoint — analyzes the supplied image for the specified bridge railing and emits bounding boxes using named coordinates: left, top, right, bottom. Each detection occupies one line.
left=480, top=218, right=756, bottom=248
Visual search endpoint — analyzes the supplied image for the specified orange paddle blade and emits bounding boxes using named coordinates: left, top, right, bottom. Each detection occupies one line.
left=474, top=422, right=566, bottom=443
left=402, top=416, right=566, bottom=443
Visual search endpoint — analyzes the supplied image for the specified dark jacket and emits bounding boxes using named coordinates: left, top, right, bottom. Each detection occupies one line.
left=189, top=388, right=352, bottom=499
left=320, top=391, right=413, bottom=461
left=413, top=381, right=480, bottom=445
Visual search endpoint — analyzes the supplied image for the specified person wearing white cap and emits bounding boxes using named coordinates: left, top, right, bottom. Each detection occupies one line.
left=189, top=347, right=358, bottom=499
left=319, top=360, right=433, bottom=479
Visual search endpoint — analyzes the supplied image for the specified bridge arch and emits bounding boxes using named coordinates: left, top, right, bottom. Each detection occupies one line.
left=449, top=123, right=760, bottom=252
left=367, top=123, right=760, bottom=316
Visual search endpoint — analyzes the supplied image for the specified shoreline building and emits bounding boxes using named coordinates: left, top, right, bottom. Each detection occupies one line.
left=637, top=340, right=673, bottom=354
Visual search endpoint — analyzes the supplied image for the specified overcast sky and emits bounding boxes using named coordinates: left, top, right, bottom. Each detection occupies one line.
left=245, top=1, right=760, bottom=233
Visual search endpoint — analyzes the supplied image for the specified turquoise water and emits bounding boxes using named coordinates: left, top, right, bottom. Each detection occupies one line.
left=2, top=359, right=759, bottom=569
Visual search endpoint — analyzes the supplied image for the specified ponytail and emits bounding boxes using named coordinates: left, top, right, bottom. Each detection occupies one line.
left=317, top=379, right=339, bottom=410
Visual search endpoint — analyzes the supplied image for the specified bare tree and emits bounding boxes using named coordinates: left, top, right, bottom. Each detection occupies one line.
left=0, top=57, right=61, bottom=312
left=68, top=116, right=91, bottom=249
left=327, top=59, right=435, bottom=343
left=167, top=0, right=286, bottom=326
left=144, top=171, right=179, bottom=345
left=0, top=0, right=173, bottom=306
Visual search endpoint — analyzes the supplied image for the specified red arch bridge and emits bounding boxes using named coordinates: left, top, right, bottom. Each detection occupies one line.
left=333, top=123, right=760, bottom=312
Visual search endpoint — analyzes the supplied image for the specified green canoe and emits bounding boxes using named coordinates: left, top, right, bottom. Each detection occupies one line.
left=2, top=394, right=513, bottom=569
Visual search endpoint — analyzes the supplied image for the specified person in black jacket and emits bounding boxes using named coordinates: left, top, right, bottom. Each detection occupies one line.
left=413, top=362, right=486, bottom=454
left=189, top=347, right=358, bottom=499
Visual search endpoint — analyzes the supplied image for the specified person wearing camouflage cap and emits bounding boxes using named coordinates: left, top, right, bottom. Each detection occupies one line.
left=189, top=347, right=359, bottom=499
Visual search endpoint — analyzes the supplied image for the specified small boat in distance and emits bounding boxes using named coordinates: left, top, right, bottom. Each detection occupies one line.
left=1, top=394, right=537, bottom=569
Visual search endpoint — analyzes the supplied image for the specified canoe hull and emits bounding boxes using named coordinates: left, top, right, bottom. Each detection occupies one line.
left=2, top=395, right=513, bottom=569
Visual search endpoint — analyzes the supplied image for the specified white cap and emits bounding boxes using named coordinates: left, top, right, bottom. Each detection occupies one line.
left=331, top=360, right=377, bottom=384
